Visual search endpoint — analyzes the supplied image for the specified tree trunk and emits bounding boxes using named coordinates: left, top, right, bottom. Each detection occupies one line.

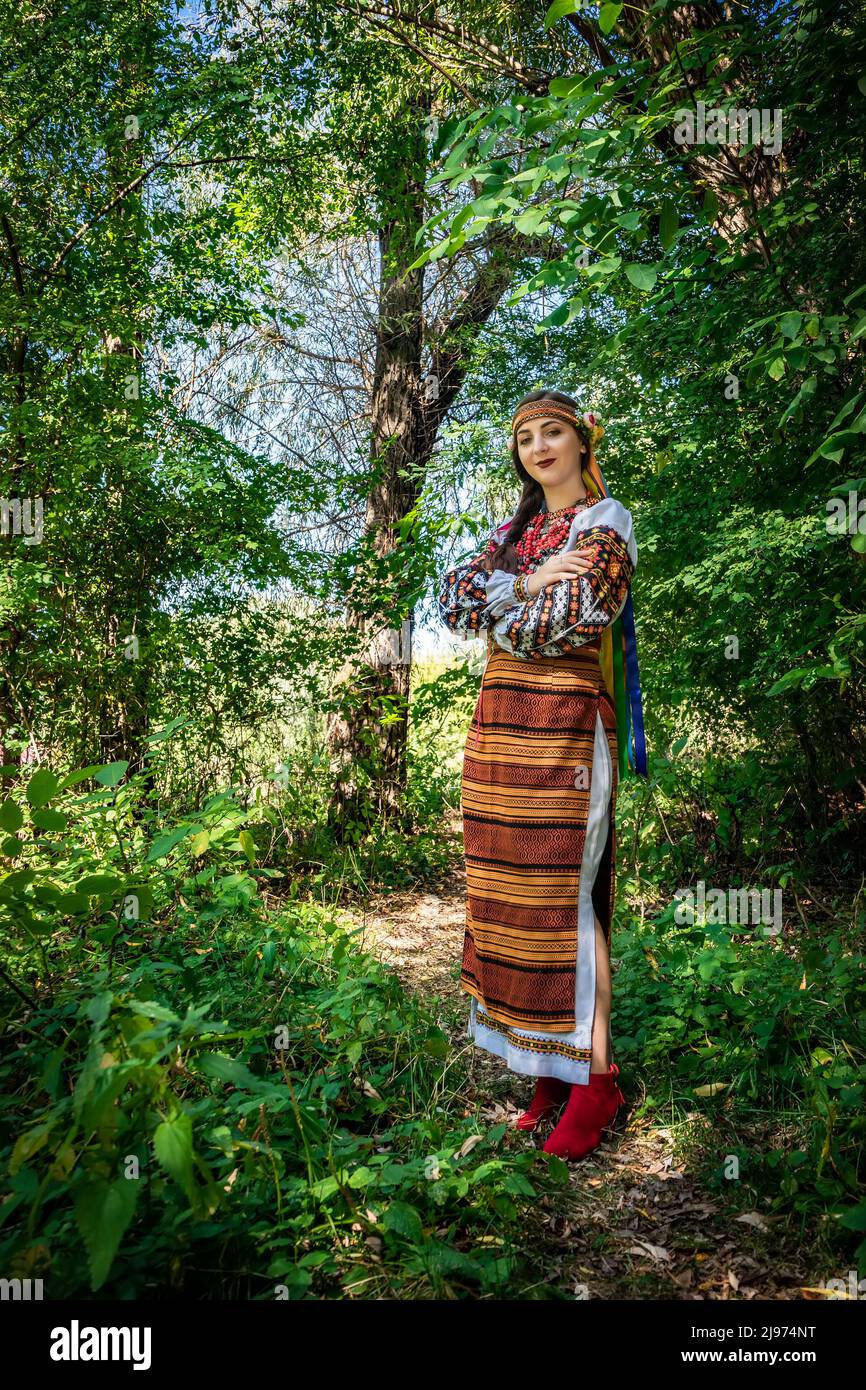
left=323, top=88, right=553, bottom=838
left=325, top=97, right=429, bottom=838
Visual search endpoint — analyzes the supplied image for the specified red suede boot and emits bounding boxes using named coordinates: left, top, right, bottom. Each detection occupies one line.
left=542, top=1063, right=625, bottom=1160
left=515, top=1074, right=571, bottom=1131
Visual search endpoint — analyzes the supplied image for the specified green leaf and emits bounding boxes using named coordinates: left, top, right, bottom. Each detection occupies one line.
left=616, top=210, right=642, bottom=231
left=30, top=807, right=68, bottom=831
left=26, top=768, right=59, bottom=807
left=514, top=207, right=551, bottom=236
left=309, top=1174, right=342, bottom=1200
left=624, top=263, right=658, bottom=292
left=779, top=375, right=818, bottom=425
left=805, top=429, right=863, bottom=466
left=659, top=200, right=678, bottom=250
left=543, top=0, right=581, bottom=26
left=74, top=1175, right=140, bottom=1291
left=598, top=2, right=623, bottom=35
left=76, top=873, right=124, bottom=897
left=132, top=1000, right=181, bottom=1024
left=238, top=829, right=256, bottom=866
left=196, top=1052, right=262, bottom=1090
left=55, top=891, right=90, bottom=915
left=839, top=1202, right=866, bottom=1231
left=94, top=761, right=129, bottom=788
left=86, top=990, right=114, bottom=1025
left=703, top=188, right=719, bottom=223
left=423, top=1030, right=449, bottom=1058
left=549, top=74, right=594, bottom=99
left=146, top=824, right=195, bottom=862
left=826, top=390, right=866, bottom=432
left=543, top=1153, right=570, bottom=1182
left=10, top=1121, right=55, bottom=1175
left=56, top=765, right=102, bottom=790
left=154, top=1110, right=196, bottom=1202
left=382, top=1200, right=424, bottom=1242
left=543, top=300, right=571, bottom=327
left=0, top=800, right=24, bottom=833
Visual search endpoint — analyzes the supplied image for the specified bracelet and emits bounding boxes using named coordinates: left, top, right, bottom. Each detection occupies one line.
left=513, top=572, right=532, bottom=603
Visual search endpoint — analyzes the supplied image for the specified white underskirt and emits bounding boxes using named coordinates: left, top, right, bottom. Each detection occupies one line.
left=467, top=708, right=614, bottom=1087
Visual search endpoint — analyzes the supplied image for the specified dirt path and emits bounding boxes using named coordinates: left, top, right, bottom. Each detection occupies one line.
left=344, top=850, right=830, bottom=1301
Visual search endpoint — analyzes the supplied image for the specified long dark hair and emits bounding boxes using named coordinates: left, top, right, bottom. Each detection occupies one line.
left=484, top=389, right=590, bottom=575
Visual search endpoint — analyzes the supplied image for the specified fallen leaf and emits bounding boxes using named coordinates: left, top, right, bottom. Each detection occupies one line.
left=627, top=1240, right=671, bottom=1262
left=455, top=1133, right=485, bottom=1159
left=734, top=1211, right=768, bottom=1232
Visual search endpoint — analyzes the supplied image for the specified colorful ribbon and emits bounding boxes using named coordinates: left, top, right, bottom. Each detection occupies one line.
left=581, top=455, right=647, bottom=779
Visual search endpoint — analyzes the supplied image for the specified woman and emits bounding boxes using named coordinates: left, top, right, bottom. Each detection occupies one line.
left=436, top=389, right=645, bottom=1161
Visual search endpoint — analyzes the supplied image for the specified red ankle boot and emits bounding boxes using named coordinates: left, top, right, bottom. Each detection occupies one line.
left=515, top=1074, right=570, bottom=1131
left=542, top=1063, right=625, bottom=1160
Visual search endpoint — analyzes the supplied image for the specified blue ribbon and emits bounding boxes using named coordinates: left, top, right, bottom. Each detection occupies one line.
left=620, top=588, right=647, bottom=776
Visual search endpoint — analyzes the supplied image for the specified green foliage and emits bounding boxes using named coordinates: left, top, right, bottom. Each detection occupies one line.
left=611, top=893, right=865, bottom=1257
left=0, top=758, right=557, bottom=1298
left=3, top=0, right=866, bottom=1301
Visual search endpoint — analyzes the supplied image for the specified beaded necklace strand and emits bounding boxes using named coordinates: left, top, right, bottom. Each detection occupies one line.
left=515, top=498, right=591, bottom=567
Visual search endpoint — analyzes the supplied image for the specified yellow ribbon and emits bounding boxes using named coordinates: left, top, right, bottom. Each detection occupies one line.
left=580, top=451, right=616, bottom=702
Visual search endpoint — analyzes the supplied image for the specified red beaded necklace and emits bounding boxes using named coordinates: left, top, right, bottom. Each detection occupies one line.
left=515, top=498, right=592, bottom=568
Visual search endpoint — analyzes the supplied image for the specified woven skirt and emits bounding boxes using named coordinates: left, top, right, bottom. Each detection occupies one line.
left=459, top=642, right=619, bottom=1086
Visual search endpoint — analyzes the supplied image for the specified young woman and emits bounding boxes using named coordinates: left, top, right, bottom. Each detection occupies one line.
left=436, top=389, right=645, bottom=1161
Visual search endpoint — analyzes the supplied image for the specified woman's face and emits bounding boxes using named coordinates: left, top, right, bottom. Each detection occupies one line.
left=515, top=414, right=585, bottom=489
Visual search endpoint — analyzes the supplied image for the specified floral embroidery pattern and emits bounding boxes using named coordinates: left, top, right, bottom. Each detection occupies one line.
left=436, top=534, right=501, bottom=639
left=436, top=518, right=634, bottom=658
left=498, top=525, right=634, bottom=661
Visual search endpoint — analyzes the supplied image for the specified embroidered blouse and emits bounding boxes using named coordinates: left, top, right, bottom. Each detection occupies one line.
left=436, top=496, right=637, bottom=662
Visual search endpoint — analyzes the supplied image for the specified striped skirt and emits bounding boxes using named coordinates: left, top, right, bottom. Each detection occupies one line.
left=459, top=642, right=619, bottom=1086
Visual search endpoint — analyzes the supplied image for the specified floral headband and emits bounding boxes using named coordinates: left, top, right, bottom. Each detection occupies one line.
left=510, top=401, right=605, bottom=451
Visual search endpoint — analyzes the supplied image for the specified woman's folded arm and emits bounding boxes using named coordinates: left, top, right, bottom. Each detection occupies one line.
left=490, top=519, right=636, bottom=661
left=436, top=530, right=517, bottom=638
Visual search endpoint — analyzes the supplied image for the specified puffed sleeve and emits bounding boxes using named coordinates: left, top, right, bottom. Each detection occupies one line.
left=490, top=500, right=636, bottom=661
left=436, top=524, right=518, bottom=639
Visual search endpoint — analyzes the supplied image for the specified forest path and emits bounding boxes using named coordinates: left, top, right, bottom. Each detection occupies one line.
left=341, top=834, right=820, bottom=1302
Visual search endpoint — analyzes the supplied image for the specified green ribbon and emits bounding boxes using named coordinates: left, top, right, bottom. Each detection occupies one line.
left=611, top=614, right=629, bottom=781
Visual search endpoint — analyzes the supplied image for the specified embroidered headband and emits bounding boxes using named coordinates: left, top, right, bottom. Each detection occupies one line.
left=510, top=401, right=605, bottom=450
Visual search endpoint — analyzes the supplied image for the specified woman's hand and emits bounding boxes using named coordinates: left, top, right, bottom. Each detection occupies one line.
left=525, top=545, right=595, bottom=599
